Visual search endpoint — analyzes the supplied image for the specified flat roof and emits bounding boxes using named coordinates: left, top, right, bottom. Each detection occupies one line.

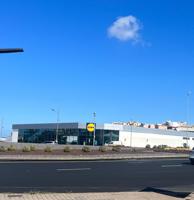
left=12, top=123, right=79, bottom=130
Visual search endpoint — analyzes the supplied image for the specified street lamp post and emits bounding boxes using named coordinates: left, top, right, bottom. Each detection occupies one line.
left=0, top=48, right=24, bottom=54
left=93, top=112, right=96, bottom=146
left=186, top=91, right=192, bottom=147
left=130, top=121, right=133, bottom=148
left=51, top=108, right=60, bottom=144
left=0, top=118, right=3, bottom=138
left=0, top=48, right=23, bottom=138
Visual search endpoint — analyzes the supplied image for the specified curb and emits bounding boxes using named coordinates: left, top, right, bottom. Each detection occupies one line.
left=0, top=154, right=188, bottom=161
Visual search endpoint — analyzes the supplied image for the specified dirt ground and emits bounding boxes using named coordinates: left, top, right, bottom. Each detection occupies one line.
left=0, top=147, right=189, bottom=156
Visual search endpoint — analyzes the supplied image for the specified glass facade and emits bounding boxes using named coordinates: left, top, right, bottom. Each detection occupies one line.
left=18, top=128, right=119, bottom=146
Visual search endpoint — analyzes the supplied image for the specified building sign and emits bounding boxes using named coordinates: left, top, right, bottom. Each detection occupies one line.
left=86, top=123, right=96, bottom=133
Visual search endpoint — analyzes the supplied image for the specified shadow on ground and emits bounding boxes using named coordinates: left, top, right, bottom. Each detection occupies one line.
left=141, top=187, right=190, bottom=198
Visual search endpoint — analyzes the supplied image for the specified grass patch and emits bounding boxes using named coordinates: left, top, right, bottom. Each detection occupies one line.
left=99, top=146, right=107, bottom=152
left=64, top=146, right=71, bottom=152
left=82, top=146, right=91, bottom=152
left=22, top=146, right=31, bottom=152
left=7, top=145, right=16, bottom=151
left=30, top=145, right=36, bottom=151
left=44, top=146, right=52, bottom=152
left=0, top=146, right=6, bottom=152
left=112, top=146, right=121, bottom=152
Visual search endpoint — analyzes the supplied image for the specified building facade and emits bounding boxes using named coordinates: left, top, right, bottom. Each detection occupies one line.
left=12, top=122, right=194, bottom=149
left=12, top=123, right=120, bottom=146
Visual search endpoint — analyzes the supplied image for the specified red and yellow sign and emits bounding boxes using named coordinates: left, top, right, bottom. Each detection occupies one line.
left=86, top=123, right=95, bottom=132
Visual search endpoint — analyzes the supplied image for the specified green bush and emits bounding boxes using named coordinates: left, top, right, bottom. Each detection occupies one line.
left=30, top=145, right=36, bottom=151
left=22, top=146, right=31, bottom=152
left=82, top=146, right=91, bottom=152
left=44, top=146, right=52, bottom=152
left=7, top=145, right=16, bottom=151
left=112, top=146, right=121, bottom=152
left=0, top=146, right=6, bottom=152
left=183, top=143, right=189, bottom=148
left=132, top=148, right=137, bottom=152
left=99, top=146, right=107, bottom=152
left=153, top=145, right=157, bottom=149
left=145, top=144, right=151, bottom=149
left=64, top=146, right=71, bottom=152
left=157, top=145, right=168, bottom=150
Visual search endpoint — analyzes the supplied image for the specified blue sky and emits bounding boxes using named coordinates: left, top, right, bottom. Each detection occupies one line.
left=0, top=0, right=194, bottom=136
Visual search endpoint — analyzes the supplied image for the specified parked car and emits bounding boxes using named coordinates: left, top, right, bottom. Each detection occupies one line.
left=189, top=149, right=194, bottom=164
left=44, top=141, right=56, bottom=144
left=105, top=141, right=123, bottom=146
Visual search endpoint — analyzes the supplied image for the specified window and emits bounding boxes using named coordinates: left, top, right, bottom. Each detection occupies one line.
left=183, top=137, right=190, bottom=140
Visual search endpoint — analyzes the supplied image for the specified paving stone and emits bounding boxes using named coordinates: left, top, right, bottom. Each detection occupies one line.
left=0, top=192, right=185, bottom=200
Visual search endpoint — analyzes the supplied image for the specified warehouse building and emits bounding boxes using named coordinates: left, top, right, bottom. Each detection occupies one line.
left=12, top=122, right=194, bottom=149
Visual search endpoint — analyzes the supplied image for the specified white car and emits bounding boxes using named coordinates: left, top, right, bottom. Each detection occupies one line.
left=189, top=149, right=194, bottom=164
left=105, top=141, right=123, bottom=146
left=44, top=141, right=56, bottom=144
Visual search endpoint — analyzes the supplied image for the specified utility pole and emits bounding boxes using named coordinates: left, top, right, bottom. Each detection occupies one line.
left=0, top=118, right=3, bottom=138
left=0, top=48, right=23, bottom=138
left=130, top=121, right=133, bottom=148
left=93, top=112, right=96, bottom=146
left=186, top=91, right=192, bottom=148
left=51, top=108, right=60, bottom=144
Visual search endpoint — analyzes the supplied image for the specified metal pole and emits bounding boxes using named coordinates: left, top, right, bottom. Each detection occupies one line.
left=130, top=122, right=133, bottom=147
left=56, top=109, right=60, bottom=144
left=0, top=118, right=3, bottom=138
left=0, top=48, right=24, bottom=54
left=51, top=108, right=60, bottom=144
left=93, top=112, right=96, bottom=146
left=186, top=91, right=192, bottom=148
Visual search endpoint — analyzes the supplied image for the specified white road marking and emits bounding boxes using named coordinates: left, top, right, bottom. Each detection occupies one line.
left=56, top=168, right=91, bottom=171
left=128, top=161, right=146, bottom=164
left=161, top=164, right=183, bottom=168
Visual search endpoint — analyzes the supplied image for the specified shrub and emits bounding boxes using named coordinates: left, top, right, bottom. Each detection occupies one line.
left=112, top=146, right=121, bottom=152
left=82, top=146, right=91, bottom=152
left=22, top=146, right=31, bottom=152
left=157, top=145, right=168, bottom=150
left=183, top=143, right=189, bottom=148
left=153, top=145, right=157, bottom=149
left=7, top=145, right=16, bottom=151
left=30, top=145, right=36, bottom=151
left=99, top=146, right=107, bottom=152
left=132, top=148, right=137, bottom=152
left=145, top=144, right=151, bottom=149
left=64, top=146, right=71, bottom=152
left=44, top=146, right=52, bottom=152
left=0, top=146, right=6, bottom=152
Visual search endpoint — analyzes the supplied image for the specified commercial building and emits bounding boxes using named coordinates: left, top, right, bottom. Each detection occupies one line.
left=12, top=122, right=194, bottom=149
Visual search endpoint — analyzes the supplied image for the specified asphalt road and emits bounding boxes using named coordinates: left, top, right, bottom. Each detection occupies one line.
left=0, top=158, right=193, bottom=193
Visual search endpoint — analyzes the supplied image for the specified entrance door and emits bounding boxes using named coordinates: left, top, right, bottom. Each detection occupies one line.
left=78, top=134, right=93, bottom=145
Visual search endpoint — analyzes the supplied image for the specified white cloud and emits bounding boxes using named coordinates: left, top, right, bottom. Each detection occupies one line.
left=108, top=15, right=142, bottom=42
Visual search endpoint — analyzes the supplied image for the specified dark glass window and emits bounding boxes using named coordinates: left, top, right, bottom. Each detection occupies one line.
left=104, top=130, right=119, bottom=144
left=18, top=128, right=119, bottom=146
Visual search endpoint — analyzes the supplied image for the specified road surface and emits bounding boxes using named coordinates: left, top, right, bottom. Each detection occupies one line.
left=0, top=158, right=193, bottom=193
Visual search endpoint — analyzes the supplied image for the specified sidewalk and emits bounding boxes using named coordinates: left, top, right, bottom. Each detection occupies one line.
left=0, top=152, right=188, bottom=161
left=0, top=192, right=192, bottom=200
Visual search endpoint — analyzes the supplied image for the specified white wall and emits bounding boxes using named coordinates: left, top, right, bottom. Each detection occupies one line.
left=11, top=129, right=19, bottom=143
left=119, top=131, right=194, bottom=149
